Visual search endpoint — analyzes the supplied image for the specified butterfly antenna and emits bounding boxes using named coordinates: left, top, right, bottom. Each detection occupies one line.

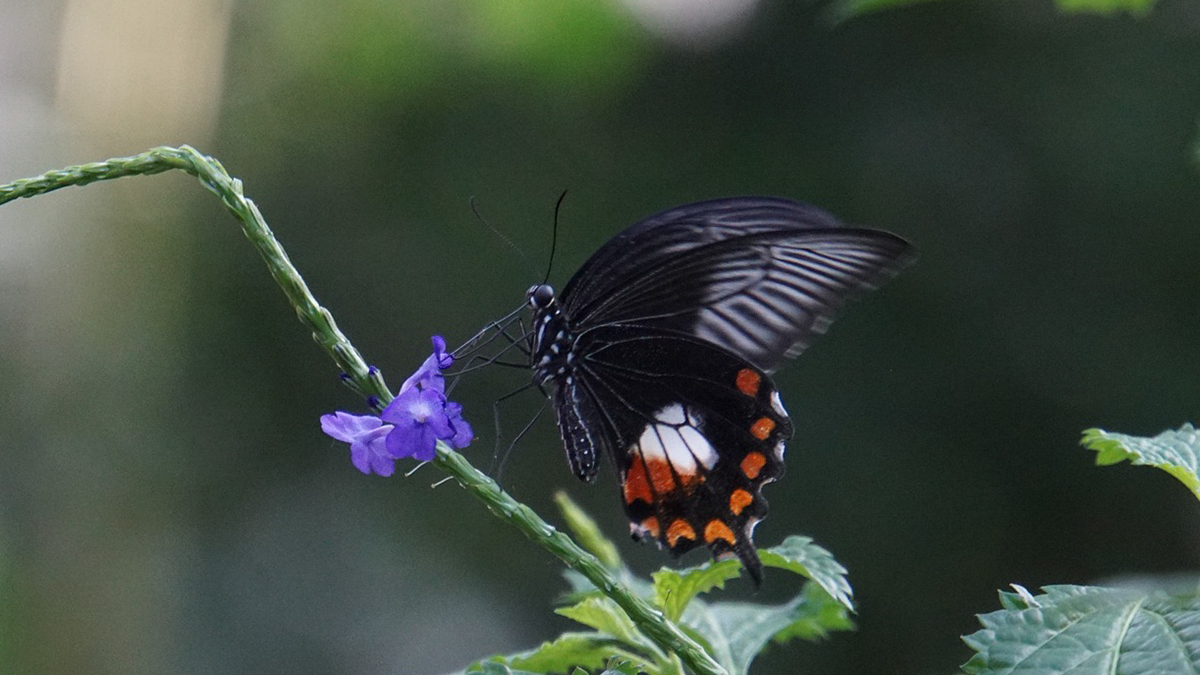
left=541, top=189, right=568, bottom=285
left=470, top=196, right=541, bottom=279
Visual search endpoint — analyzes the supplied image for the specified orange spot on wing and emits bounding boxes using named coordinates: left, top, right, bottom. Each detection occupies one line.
left=623, top=457, right=652, bottom=504
left=704, top=519, right=737, bottom=546
left=647, top=458, right=679, bottom=494
left=666, top=519, right=697, bottom=547
left=749, top=417, right=776, bottom=440
left=735, top=368, right=761, bottom=396
left=740, top=452, right=766, bottom=479
left=625, top=456, right=704, bottom=505
left=640, top=516, right=661, bottom=538
left=729, top=489, right=753, bottom=515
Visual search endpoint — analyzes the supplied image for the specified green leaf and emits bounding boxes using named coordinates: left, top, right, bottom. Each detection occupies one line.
left=464, top=634, right=651, bottom=675
left=464, top=661, right=542, bottom=675
left=652, top=560, right=742, bottom=622
left=508, top=629, right=648, bottom=672
left=557, top=595, right=667, bottom=664
left=681, top=588, right=854, bottom=675
left=1081, top=424, right=1200, bottom=502
left=767, top=583, right=857, bottom=642
left=962, top=584, right=1200, bottom=675
left=555, top=491, right=623, bottom=570
left=760, top=535, right=855, bottom=613
left=508, top=634, right=630, bottom=673
left=598, top=657, right=647, bottom=675
left=647, top=536, right=853, bottom=623
left=1054, top=0, right=1157, bottom=16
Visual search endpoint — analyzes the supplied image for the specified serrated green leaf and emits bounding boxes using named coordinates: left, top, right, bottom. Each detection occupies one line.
left=1055, top=0, right=1157, bottom=16
left=555, top=491, right=623, bottom=570
left=509, top=633, right=632, bottom=673
left=556, top=595, right=667, bottom=664
left=1082, top=424, right=1200, bottom=502
left=681, top=588, right=854, bottom=675
left=464, top=661, right=541, bottom=675
left=652, top=560, right=742, bottom=622
left=759, top=535, right=855, bottom=613
left=598, top=656, right=647, bottom=675
left=559, top=565, right=653, bottom=606
left=962, top=584, right=1200, bottom=675
left=997, top=585, right=1039, bottom=611
left=767, top=583, right=856, bottom=642
left=464, top=634, right=652, bottom=675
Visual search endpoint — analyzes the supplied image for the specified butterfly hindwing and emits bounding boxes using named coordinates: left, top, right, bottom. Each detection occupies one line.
left=567, top=325, right=791, bottom=583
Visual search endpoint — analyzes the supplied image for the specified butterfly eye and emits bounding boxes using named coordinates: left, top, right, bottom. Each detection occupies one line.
left=528, top=283, right=556, bottom=308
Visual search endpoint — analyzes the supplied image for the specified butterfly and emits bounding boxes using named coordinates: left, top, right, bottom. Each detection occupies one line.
left=524, top=197, right=915, bottom=583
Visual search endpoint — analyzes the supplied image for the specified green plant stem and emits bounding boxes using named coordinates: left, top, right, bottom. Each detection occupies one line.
left=0, top=146, right=727, bottom=675
left=0, top=146, right=389, bottom=402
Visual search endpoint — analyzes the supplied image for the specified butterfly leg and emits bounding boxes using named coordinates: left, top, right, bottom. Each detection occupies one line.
left=485, top=381, right=542, bottom=479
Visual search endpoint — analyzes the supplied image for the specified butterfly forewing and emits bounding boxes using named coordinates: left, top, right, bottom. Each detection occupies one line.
left=560, top=197, right=915, bottom=372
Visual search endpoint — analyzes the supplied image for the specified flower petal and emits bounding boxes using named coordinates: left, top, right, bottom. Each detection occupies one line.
left=444, top=402, right=474, bottom=449
left=386, top=417, right=438, bottom=461
left=321, top=412, right=397, bottom=476
left=430, top=335, right=453, bottom=369
left=350, top=425, right=396, bottom=476
left=320, top=412, right=383, bottom=443
left=398, top=335, right=454, bottom=395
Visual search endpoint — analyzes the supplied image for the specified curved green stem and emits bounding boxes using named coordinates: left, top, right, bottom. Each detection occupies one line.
left=0, top=146, right=728, bottom=675
left=0, top=146, right=388, bottom=402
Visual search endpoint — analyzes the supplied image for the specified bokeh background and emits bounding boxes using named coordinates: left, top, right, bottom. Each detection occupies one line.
left=2, top=1, right=1199, bottom=673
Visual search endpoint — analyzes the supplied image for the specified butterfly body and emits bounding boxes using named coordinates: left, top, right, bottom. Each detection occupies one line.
left=527, top=197, right=914, bottom=583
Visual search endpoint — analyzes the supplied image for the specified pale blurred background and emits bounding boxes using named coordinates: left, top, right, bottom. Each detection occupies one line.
left=1, top=1, right=1199, bottom=674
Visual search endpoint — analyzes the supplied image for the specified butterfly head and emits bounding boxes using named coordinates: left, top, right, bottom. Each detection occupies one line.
left=526, top=283, right=557, bottom=310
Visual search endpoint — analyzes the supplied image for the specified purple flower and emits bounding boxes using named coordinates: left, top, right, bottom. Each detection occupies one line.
left=443, top=401, right=474, bottom=449
left=320, top=412, right=397, bottom=476
left=321, top=335, right=473, bottom=475
left=381, top=385, right=455, bottom=461
left=399, top=335, right=453, bottom=395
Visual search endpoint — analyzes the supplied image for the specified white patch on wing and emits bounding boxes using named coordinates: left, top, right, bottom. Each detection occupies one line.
left=679, top=425, right=717, bottom=468
left=770, top=391, right=789, bottom=417
left=656, top=403, right=687, bottom=425
left=634, top=404, right=718, bottom=471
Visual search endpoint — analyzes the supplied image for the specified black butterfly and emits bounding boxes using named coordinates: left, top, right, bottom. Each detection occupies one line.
left=524, top=197, right=915, bottom=583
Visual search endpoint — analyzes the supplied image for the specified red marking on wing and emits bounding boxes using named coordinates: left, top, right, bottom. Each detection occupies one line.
left=666, top=518, right=697, bottom=547
left=735, top=368, right=761, bottom=397
left=623, top=455, right=703, bottom=505
left=704, top=519, right=737, bottom=546
left=740, top=452, right=766, bottom=479
left=623, top=456, right=653, bottom=504
left=639, top=516, right=661, bottom=538
left=729, top=489, right=753, bottom=515
left=749, top=417, right=776, bottom=440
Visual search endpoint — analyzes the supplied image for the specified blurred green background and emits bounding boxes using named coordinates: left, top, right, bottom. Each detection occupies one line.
left=2, top=0, right=1199, bottom=673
